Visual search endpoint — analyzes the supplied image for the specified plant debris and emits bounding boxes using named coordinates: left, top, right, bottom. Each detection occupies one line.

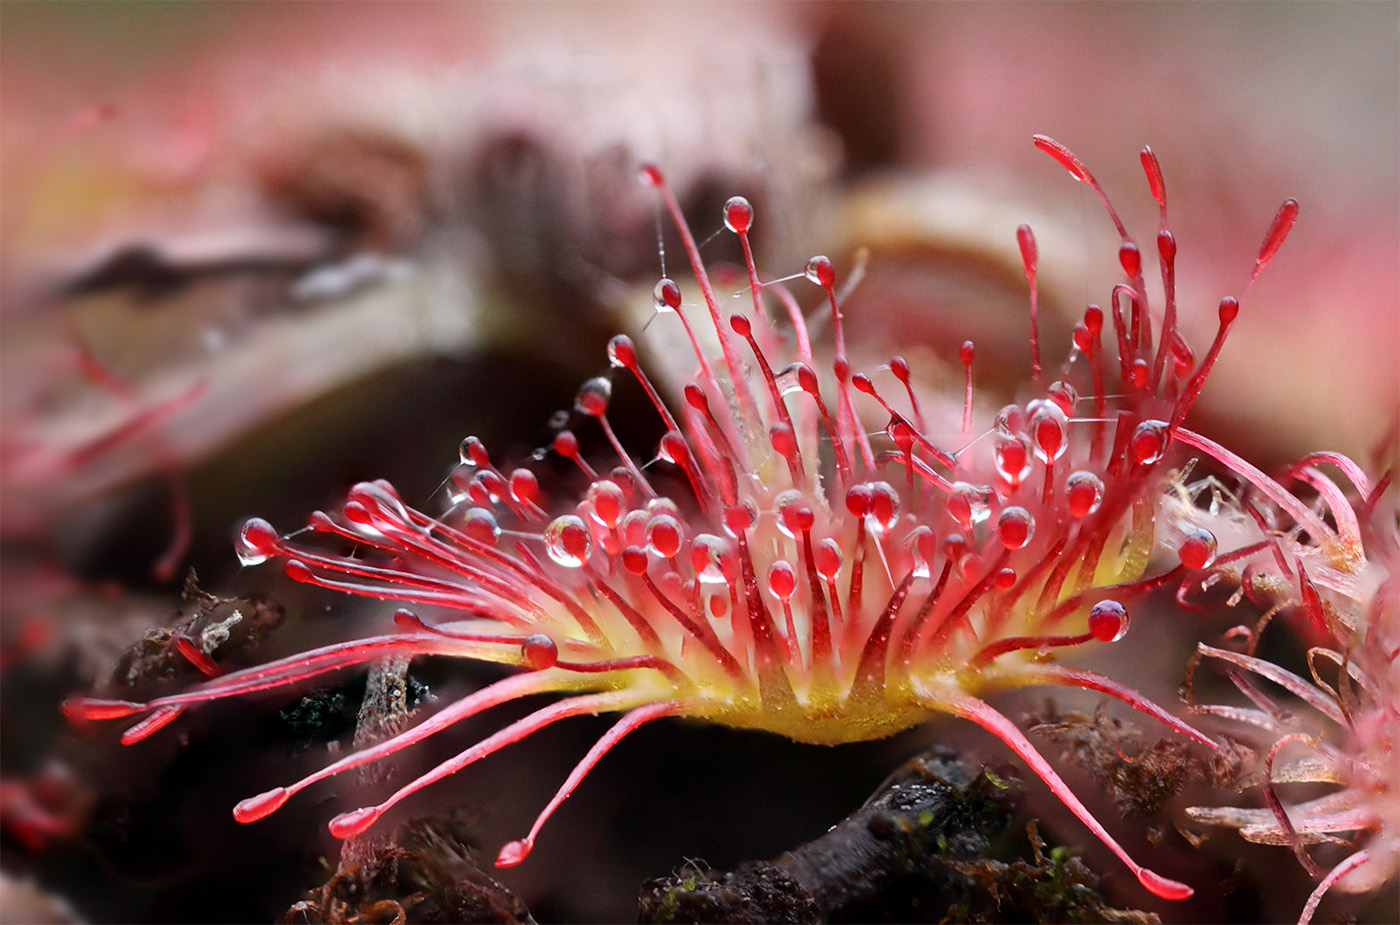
left=639, top=746, right=1155, bottom=923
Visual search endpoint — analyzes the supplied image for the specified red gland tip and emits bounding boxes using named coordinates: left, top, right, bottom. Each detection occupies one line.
left=767, top=561, right=797, bottom=601
left=1083, top=304, right=1103, bottom=334
left=1177, top=528, right=1217, bottom=570
left=770, top=422, right=798, bottom=460
left=495, top=838, right=532, bottom=868
left=804, top=255, right=835, bottom=288
left=1033, top=134, right=1090, bottom=182
left=1088, top=600, right=1129, bottom=642
left=284, top=559, right=314, bottom=583
left=393, top=608, right=426, bottom=631
left=173, top=636, right=218, bottom=676
left=723, top=196, right=753, bottom=234
left=996, top=507, right=1035, bottom=550
left=607, top=335, right=637, bottom=369
left=237, top=517, right=281, bottom=565
left=63, top=697, right=144, bottom=722
left=646, top=514, right=683, bottom=557
left=543, top=515, right=592, bottom=567
left=521, top=633, right=559, bottom=670
left=1137, top=867, right=1194, bottom=901
left=574, top=378, right=611, bottom=417
left=1016, top=224, right=1037, bottom=269
left=653, top=277, right=682, bottom=312
left=724, top=503, right=756, bottom=535
left=234, top=787, right=289, bottom=823
left=120, top=705, right=186, bottom=744
left=1065, top=471, right=1104, bottom=518
left=621, top=545, right=649, bottom=575
left=460, top=435, right=490, bottom=467
left=508, top=469, right=539, bottom=505
left=638, top=164, right=663, bottom=187
left=1120, top=241, right=1141, bottom=277
left=1157, top=230, right=1176, bottom=263
left=328, top=806, right=382, bottom=839
left=553, top=430, right=579, bottom=458
left=1072, top=323, right=1094, bottom=353
left=683, top=382, right=708, bottom=411
left=845, top=483, right=874, bottom=517
left=1255, top=198, right=1299, bottom=271
left=1130, top=420, right=1168, bottom=464
left=1140, top=146, right=1166, bottom=207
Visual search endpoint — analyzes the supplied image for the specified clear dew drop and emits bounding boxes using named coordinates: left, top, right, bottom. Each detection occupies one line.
left=994, top=403, right=1024, bottom=436
left=646, top=513, right=684, bottom=558
left=543, top=515, right=592, bottom=568
left=1177, top=528, right=1218, bottom=570
left=722, top=502, right=757, bottom=538
left=767, top=560, right=796, bottom=602
left=994, top=434, right=1033, bottom=486
left=723, top=196, right=753, bottom=234
left=446, top=467, right=472, bottom=506
left=774, top=489, right=810, bottom=539
left=585, top=480, right=627, bottom=529
left=520, top=633, right=559, bottom=670
left=1073, top=322, right=1095, bottom=353
left=1028, top=400, right=1069, bottom=464
left=996, top=506, right=1035, bottom=550
left=236, top=518, right=279, bottom=566
left=574, top=378, right=612, bottom=417
left=690, top=533, right=732, bottom=585
left=620, top=509, right=649, bottom=547
left=1088, top=600, right=1129, bottom=642
left=645, top=496, right=681, bottom=518
left=1047, top=381, right=1079, bottom=415
left=607, top=335, right=636, bottom=368
left=1065, top=471, right=1104, bottom=518
left=867, top=481, right=900, bottom=533
left=947, top=482, right=992, bottom=528
left=906, top=525, right=936, bottom=578
left=462, top=508, right=500, bottom=545
left=509, top=469, right=540, bottom=506
left=1131, top=420, right=1169, bottom=465
left=804, top=255, right=835, bottom=288
left=653, top=277, right=682, bottom=314
left=657, top=431, right=687, bottom=466
left=459, top=435, right=489, bottom=468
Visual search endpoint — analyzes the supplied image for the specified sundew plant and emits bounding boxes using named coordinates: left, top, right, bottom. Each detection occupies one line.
left=1181, top=451, right=1396, bottom=923
left=70, top=136, right=1390, bottom=910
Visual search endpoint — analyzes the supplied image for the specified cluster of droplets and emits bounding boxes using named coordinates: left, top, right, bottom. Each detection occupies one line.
left=67, top=137, right=1306, bottom=902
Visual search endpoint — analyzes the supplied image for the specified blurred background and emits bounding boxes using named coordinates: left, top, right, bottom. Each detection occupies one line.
left=2, top=3, right=1396, bottom=922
